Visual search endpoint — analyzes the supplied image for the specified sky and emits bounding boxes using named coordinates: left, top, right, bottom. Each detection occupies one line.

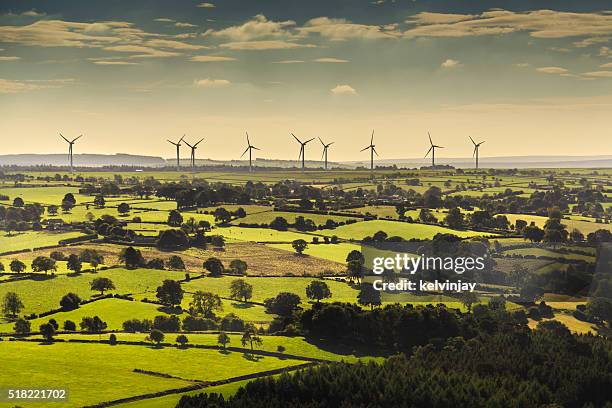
left=0, top=0, right=611, bottom=162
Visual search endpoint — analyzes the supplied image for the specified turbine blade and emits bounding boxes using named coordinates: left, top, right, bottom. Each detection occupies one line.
left=321, top=149, right=325, bottom=160
left=291, top=133, right=302, bottom=144
left=252, top=146, right=260, bottom=151
left=240, top=146, right=249, bottom=158
left=184, top=141, right=194, bottom=148
left=428, top=132, right=433, bottom=146
left=305, top=138, right=315, bottom=144
left=59, top=133, right=70, bottom=143
left=371, top=129, right=374, bottom=145
left=478, top=140, right=485, bottom=146
left=71, top=135, right=83, bottom=143
left=318, top=137, right=325, bottom=146
left=360, top=146, right=370, bottom=152
left=425, top=146, right=433, bottom=158
left=469, top=135, right=476, bottom=145
left=328, top=142, right=334, bottom=146
left=373, top=148, right=379, bottom=157
left=167, top=140, right=177, bottom=145
left=194, top=138, right=205, bottom=147
left=473, top=147, right=477, bottom=157
left=246, top=132, right=250, bottom=146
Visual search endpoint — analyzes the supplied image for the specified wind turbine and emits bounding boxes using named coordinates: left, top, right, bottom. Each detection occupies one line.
left=319, top=137, right=334, bottom=170
left=240, top=132, right=260, bottom=172
left=167, top=135, right=184, bottom=171
left=183, top=137, right=205, bottom=173
left=360, top=130, right=378, bottom=172
left=469, top=136, right=485, bottom=169
left=59, top=133, right=82, bottom=172
left=424, top=132, right=444, bottom=168
left=291, top=133, right=314, bottom=171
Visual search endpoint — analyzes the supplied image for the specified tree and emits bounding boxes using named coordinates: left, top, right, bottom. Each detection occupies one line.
left=39, top=323, right=56, bottom=342
left=61, top=200, right=75, bottom=213
left=190, top=291, right=223, bottom=317
left=13, top=197, right=24, bottom=207
left=229, top=259, right=248, bottom=275
left=509, top=264, right=529, bottom=289
left=157, top=229, right=190, bottom=250
left=117, top=202, right=130, bottom=215
left=460, top=291, right=479, bottom=313
left=213, top=207, right=232, bottom=224
left=167, top=210, right=183, bottom=227
left=524, top=225, right=545, bottom=243
left=444, top=207, right=465, bottom=229
left=90, top=277, right=115, bottom=295
left=423, top=186, right=442, bottom=208
left=270, top=216, right=289, bottom=231
left=31, top=256, right=56, bottom=274
left=47, top=204, right=59, bottom=215
left=93, top=195, right=105, bottom=208
left=60, top=292, right=81, bottom=310
left=241, top=324, right=263, bottom=352
left=264, top=292, right=301, bottom=316
left=346, top=250, right=365, bottom=265
left=9, top=259, right=26, bottom=274
left=80, top=249, right=104, bottom=271
left=63, top=193, right=76, bottom=206
left=347, top=260, right=364, bottom=284
left=66, top=254, right=82, bottom=273
left=63, top=320, right=76, bottom=331
left=156, top=280, right=184, bottom=307
left=357, top=283, right=381, bottom=310
left=153, top=315, right=181, bottom=332
left=210, top=235, right=225, bottom=248
left=586, top=297, right=612, bottom=326
left=120, top=246, right=145, bottom=268
left=176, top=334, right=189, bottom=348
left=166, top=255, right=186, bottom=270
left=291, top=239, right=308, bottom=255
left=229, top=279, right=253, bottom=302
left=203, top=257, right=224, bottom=277
left=50, top=251, right=67, bottom=261
left=13, top=318, right=30, bottom=335
left=306, top=280, right=332, bottom=303
left=217, top=331, right=230, bottom=350
left=80, top=316, right=108, bottom=333
left=147, top=329, right=165, bottom=345
left=2, top=292, right=24, bottom=317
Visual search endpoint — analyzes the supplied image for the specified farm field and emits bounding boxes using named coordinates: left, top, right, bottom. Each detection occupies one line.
left=317, top=219, right=489, bottom=241
left=499, top=214, right=612, bottom=235
left=213, top=226, right=319, bottom=243
left=230, top=210, right=358, bottom=225
left=0, top=231, right=88, bottom=254
left=0, top=341, right=302, bottom=407
left=267, top=242, right=360, bottom=263
left=501, top=247, right=595, bottom=261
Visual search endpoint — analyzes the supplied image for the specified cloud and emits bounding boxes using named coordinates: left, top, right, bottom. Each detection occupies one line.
left=219, top=40, right=315, bottom=50
left=330, top=84, right=357, bottom=95
left=299, top=17, right=398, bottom=40
left=195, top=78, right=231, bottom=88
left=91, top=60, right=138, bottom=65
left=536, top=66, right=569, bottom=74
left=175, top=22, right=197, bottom=28
left=573, top=37, right=610, bottom=48
left=146, top=39, right=206, bottom=50
left=21, top=10, right=46, bottom=17
left=600, top=46, right=611, bottom=57
left=103, top=44, right=181, bottom=58
left=196, top=3, right=216, bottom=8
left=154, top=18, right=175, bottom=23
left=314, top=57, right=349, bottom=63
left=404, top=10, right=612, bottom=40
left=600, top=62, right=612, bottom=68
left=211, top=14, right=296, bottom=41
left=0, top=78, right=74, bottom=93
left=513, top=62, right=530, bottom=68
left=0, top=56, right=21, bottom=61
left=190, top=55, right=237, bottom=62
left=272, top=60, right=304, bottom=64
left=583, top=71, right=612, bottom=78
left=441, top=58, right=460, bottom=68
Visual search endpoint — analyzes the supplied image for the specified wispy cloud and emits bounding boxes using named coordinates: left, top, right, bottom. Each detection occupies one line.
left=272, top=60, right=305, bottom=64
left=441, top=58, right=460, bottom=68
left=583, top=70, right=612, bottom=78
left=0, top=78, right=74, bottom=93
left=299, top=17, right=399, bottom=40
left=314, top=57, right=349, bottom=63
left=195, top=78, right=231, bottom=88
left=154, top=18, right=175, bottom=23
left=211, top=14, right=296, bottom=41
left=190, top=55, right=237, bottom=62
left=404, top=10, right=612, bottom=40
left=175, top=22, right=197, bottom=28
left=219, top=40, right=315, bottom=50
left=0, top=56, right=21, bottom=61
left=196, top=3, right=216, bottom=8
left=331, top=84, right=357, bottom=95
left=536, top=66, right=569, bottom=74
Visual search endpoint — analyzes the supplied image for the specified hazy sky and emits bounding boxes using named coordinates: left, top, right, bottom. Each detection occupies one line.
left=1, top=0, right=611, bottom=161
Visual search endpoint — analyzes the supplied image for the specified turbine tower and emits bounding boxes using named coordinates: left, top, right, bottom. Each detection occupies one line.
left=425, top=132, right=444, bottom=168
left=360, top=130, right=378, bottom=172
left=240, top=132, right=260, bottom=172
left=167, top=135, right=184, bottom=171
left=469, top=136, right=485, bottom=169
left=59, top=133, right=82, bottom=172
left=184, top=137, right=205, bottom=173
left=318, top=137, right=334, bottom=170
left=291, top=133, right=314, bottom=171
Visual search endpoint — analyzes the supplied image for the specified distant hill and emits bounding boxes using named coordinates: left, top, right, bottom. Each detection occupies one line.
left=0, top=154, right=166, bottom=167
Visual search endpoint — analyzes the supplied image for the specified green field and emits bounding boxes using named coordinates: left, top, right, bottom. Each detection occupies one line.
left=317, top=220, right=489, bottom=241
left=213, top=226, right=318, bottom=243
left=0, top=268, right=185, bottom=320
left=230, top=210, right=358, bottom=226
left=0, top=341, right=302, bottom=407
left=267, top=242, right=360, bottom=263
left=499, top=213, right=612, bottom=235
left=0, top=231, right=88, bottom=254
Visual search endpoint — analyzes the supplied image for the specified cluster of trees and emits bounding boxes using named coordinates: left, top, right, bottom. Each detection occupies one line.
left=0, top=202, right=45, bottom=233
left=178, top=320, right=612, bottom=407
